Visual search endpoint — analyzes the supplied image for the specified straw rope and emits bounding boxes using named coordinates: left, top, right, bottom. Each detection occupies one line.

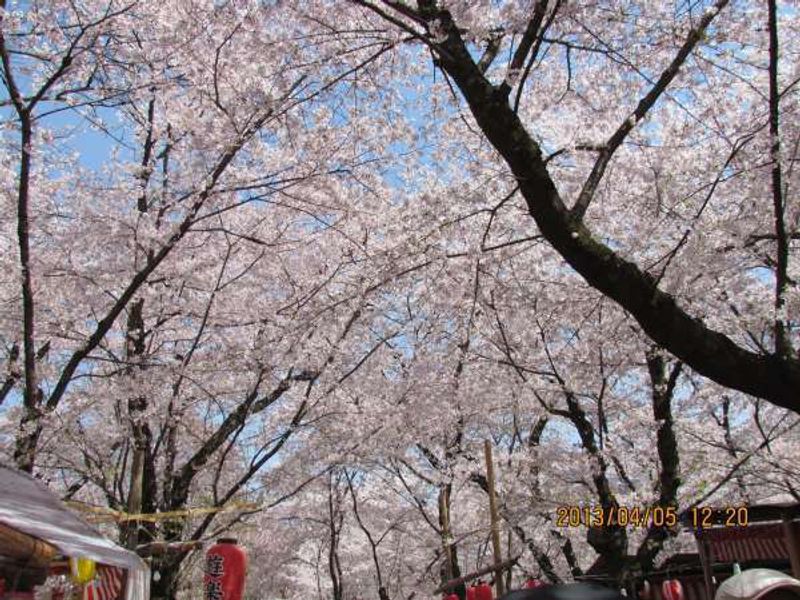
left=64, top=501, right=259, bottom=523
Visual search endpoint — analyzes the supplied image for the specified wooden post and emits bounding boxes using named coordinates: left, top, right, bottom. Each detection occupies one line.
left=440, top=487, right=455, bottom=582
left=505, top=529, right=513, bottom=591
left=484, top=440, right=505, bottom=598
left=695, top=533, right=714, bottom=600
left=782, top=516, right=800, bottom=578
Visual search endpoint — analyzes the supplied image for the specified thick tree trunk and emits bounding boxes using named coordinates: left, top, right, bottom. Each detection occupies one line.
left=123, top=298, right=158, bottom=550
left=632, top=350, right=683, bottom=575
left=146, top=520, right=189, bottom=600
left=149, top=553, right=186, bottom=600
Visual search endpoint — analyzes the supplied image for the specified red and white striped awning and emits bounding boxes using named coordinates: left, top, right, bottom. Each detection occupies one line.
left=700, top=524, right=788, bottom=563
left=83, top=564, right=125, bottom=600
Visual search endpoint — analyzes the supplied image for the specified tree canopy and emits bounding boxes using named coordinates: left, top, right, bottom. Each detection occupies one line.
left=0, top=1, right=798, bottom=599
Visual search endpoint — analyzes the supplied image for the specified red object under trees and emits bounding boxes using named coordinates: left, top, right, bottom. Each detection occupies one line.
left=525, top=579, right=545, bottom=589
left=662, top=580, right=684, bottom=600
left=204, top=538, right=247, bottom=600
left=466, top=587, right=477, bottom=600
left=83, top=565, right=124, bottom=600
left=475, top=581, right=493, bottom=600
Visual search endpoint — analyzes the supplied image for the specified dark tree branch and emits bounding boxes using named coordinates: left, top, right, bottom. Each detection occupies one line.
left=498, top=0, right=549, bottom=98
left=169, top=375, right=290, bottom=509
left=396, top=2, right=800, bottom=411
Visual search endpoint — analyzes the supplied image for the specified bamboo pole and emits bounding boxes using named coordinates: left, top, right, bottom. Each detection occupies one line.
left=484, top=440, right=505, bottom=598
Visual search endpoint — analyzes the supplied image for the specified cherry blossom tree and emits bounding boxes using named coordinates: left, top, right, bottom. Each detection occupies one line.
left=2, top=3, right=799, bottom=600
left=348, top=0, right=800, bottom=410
left=0, top=1, right=425, bottom=597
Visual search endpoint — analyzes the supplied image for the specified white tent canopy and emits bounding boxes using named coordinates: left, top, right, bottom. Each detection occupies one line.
left=715, top=569, right=800, bottom=600
left=0, top=463, right=149, bottom=600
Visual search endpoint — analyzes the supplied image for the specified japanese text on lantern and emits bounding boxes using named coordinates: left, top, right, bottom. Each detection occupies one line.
left=205, top=554, right=225, bottom=600
left=207, top=555, right=225, bottom=578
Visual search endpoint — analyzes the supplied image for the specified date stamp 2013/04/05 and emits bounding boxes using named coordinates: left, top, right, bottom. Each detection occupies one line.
left=555, top=505, right=749, bottom=529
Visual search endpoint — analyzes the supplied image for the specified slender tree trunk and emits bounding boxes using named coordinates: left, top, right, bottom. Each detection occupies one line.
left=505, top=530, right=513, bottom=591
left=346, top=471, right=391, bottom=600
left=328, top=472, right=344, bottom=600
left=767, top=0, right=792, bottom=360
left=484, top=441, right=505, bottom=597
left=438, top=485, right=466, bottom=600
left=718, top=397, right=750, bottom=502
left=13, top=113, right=42, bottom=473
left=125, top=96, right=158, bottom=551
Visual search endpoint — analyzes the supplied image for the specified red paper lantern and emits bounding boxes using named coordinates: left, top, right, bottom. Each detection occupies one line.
left=467, top=587, right=477, bottom=600
left=525, top=579, right=545, bottom=589
left=444, top=593, right=459, bottom=600
left=475, top=582, right=493, bottom=600
left=662, top=580, right=684, bottom=600
left=204, top=538, right=248, bottom=600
